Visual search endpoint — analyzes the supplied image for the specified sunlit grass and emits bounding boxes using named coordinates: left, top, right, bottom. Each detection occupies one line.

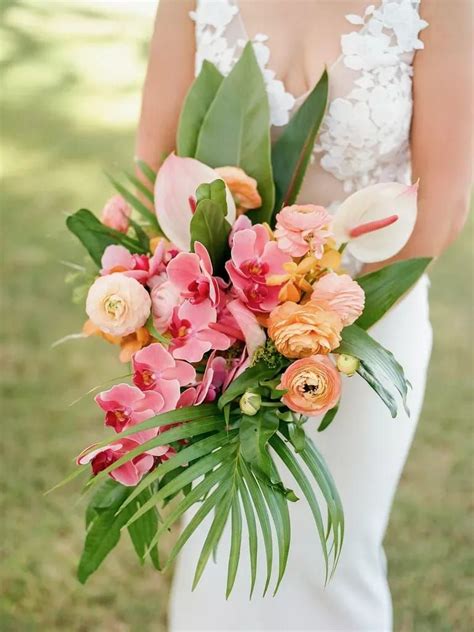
left=1, top=1, right=472, bottom=630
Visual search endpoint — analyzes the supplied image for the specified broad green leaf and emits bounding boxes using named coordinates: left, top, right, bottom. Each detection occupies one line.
left=177, top=60, right=224, bottom=157
left=240, top=410, right=279, bottom=480
left=126, top=487, right=160, bottom=570
left=226, top=495, right=243, bottom=598
left=78, top=480, right=131, bottom=583
left=195, top=178, right=227, bottom=212
left=195, top=43, right=274, bottom=223
left=106, top=173, right=161, bottom=231
left=271, top=70, right=328, bottom=217
left=240, top=460, right=273, bottom=595
left=190, top=199, right=231, bottom=272
left=317, top=404, right=339, bottom=432
left=66, top=208, right=146, bottom=266
left=337, top=324, right=409, bottom=417
left=288, top=423, right=306, bottom=450
left=237, top=475, right=258, bottom=597
left=270, top=434, right=329, bottom=580
left=218, top=361, right=283, bottom=409
left=356, top=257, right=431, bottom=330
left=134, top=158, right=157, bottom=185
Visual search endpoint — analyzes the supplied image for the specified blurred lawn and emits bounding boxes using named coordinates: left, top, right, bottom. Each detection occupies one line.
left=1, top=1, right=472, bottom=631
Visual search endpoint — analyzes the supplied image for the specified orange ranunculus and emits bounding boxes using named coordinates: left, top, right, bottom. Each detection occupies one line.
left=268, top=301, right=342, bottom=359
left=215, top=166, right=262, bottom=214
left=279, top=355, right=341, bottom=415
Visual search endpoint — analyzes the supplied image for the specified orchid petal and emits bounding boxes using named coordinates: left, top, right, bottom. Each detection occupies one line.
left=154, top=154, right=236, bottom=251
left=227, top=299, right=266, bottom=358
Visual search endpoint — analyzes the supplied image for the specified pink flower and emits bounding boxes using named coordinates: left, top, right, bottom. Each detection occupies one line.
left=178, top=352, right=228, bottom=406
left=168, top=301, right=232, bottom=362
left=226, top=299, right=266, bottom=358
left=275, top=204, right=333, bottom=257
left=229, top=214, right=252, bottom=246
left=132, top=343, right=196, bottom=412
left=101, top=195, right=131, bottom=233
left=151, top=280, right=182, bottom=333
left=95, top=383, right=165, bottom=433
left=226, top=224, right=291, bottom=313
left=167, top=242, right=221, bottom=306
left=77, top=439, right=156, bottom=486
left=311, top=272, right=365, bottom=326
left=100, top=245, right=150, bottom=283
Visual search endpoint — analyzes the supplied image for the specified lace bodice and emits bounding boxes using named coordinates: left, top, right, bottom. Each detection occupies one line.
left=190, top=0, right=428, bottom=209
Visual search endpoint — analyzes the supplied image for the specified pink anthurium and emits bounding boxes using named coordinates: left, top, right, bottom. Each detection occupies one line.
left=154, top=154, right=236, bottom=251
left=332, top=182, right=418, bottom=263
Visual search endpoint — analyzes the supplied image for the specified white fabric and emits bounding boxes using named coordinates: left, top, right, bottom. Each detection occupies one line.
left=169, top=2, right=432, bottom=630
left=169, top=278, right=432, bottom=631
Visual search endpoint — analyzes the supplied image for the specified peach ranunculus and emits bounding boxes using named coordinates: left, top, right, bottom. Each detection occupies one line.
left=101, top=195, right=131, bottom=233
left=86, top=273, right=151, bottom=337
left=274, top=204, right=333, bottom=258
left=312, top=272, right=365, bottom=326
left=268, top=301, right=343, bottom=359
left=215, top=166, right=262, bottom=215
left=279, top=355, right=341, bottom=415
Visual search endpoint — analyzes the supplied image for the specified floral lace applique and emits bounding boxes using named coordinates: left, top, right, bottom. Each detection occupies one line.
left=190, top=0, right=295, bottom=126
left=314, top=0, right=428, bottom=192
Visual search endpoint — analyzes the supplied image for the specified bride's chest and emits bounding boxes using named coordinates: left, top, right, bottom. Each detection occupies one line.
left=191, top=0, right=428, bottom=196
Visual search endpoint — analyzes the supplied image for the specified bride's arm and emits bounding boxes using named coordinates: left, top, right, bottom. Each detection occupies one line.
left=404, top=0, right=472, bottom=261
left=135, top=0, right=195, bottom=171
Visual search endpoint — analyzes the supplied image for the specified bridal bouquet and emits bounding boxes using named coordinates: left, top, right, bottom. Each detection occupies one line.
left=59, top=44, right=429, bottom=595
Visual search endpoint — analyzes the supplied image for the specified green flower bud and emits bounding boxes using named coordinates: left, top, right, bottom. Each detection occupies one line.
left=336, top=354, right=360, bottom=376
left=239, top=391, right=262, bottom=416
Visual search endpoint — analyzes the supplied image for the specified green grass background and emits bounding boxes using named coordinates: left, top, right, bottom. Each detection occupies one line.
left=1, top=2, right=472, bottom=630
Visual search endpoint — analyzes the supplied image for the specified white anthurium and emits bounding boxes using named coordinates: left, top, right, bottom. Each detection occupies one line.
left=154, top=153, right=236, bottom=251
left=332, top=181, right=419, bottom=263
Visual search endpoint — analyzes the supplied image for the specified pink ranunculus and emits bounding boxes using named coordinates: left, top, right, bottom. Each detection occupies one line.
left=132, top=343, right=196, bottom=412
left=168, top=300, right=232, bottom=363
left=275, top=204, right=333, bottom=258
left=167, top=242, right=221, bottom=306
left=311, top=272, right=366, bottom=326
left=151, top=280, right=182, bottom=333
left=77, top=439, right=156, bottom=486
left=226, top=224, right=291, bottom=313
left=101, top=195, right=131, bottom=233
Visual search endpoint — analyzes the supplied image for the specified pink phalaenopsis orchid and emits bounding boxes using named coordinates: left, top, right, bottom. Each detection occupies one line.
left=77, top=439, right=158, bottom=487
left=95, top=383, right=164, bottom=432
left=100, top=244, right=165, bottom=286
left=167, top=242, right=222, bottom=306
left=132, top=344, right=196, bottom=411
left=226, top=224, right=291, bottom=313
left=178, top=352, right=229, bottom=406
left=168, top=301, right=232, bottom=363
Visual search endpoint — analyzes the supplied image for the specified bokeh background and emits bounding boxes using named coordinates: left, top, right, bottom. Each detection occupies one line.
left=1, top=1, right=472, bottom=630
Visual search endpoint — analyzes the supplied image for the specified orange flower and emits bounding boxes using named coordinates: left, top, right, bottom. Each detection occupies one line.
left=215, top=166, right=262, bottom=214
left=268, top=301, right=342, bottom=359
left=267, top=256, right=318, bottom=303
left=82, top=320, right=153, bottom=363
left=279, top=355, right=341, bottom=415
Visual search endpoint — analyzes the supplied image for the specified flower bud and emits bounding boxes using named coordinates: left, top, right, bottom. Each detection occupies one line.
left=239, top=391, right=262, bottom=416
left=336, top=354, right=360, bottom=376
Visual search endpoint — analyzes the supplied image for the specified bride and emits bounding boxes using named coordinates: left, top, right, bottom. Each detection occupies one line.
left=136, top=1, right=471, bottom=630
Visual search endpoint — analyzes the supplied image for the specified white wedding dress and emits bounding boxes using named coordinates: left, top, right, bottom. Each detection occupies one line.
left=169, top=2, right=432, bottom=630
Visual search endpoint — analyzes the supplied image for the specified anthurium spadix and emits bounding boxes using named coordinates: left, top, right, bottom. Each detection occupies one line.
left=155, top=154, right=236, bottom=251
left=332, top=182, right=418, bottom=263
